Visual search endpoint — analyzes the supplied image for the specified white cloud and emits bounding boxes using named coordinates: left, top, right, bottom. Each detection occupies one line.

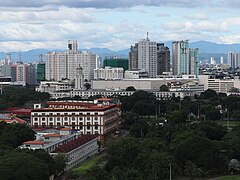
left=183, top=13, right=209, bottom=20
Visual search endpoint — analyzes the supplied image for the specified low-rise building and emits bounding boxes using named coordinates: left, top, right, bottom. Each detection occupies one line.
left=36, top=80, right=73, bottom=93
left=31, top=99, right=121, bottom=142
left=20, top=128, right=98, bottom=171
left=94, top=66, right=124, bottom=80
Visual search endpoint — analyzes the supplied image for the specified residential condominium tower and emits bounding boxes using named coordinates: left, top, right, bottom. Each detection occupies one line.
left=172, top=40, right=198, bottom=76
left=228, top=51, right=240, bottom=69
left=46, top=40, right=97, bottom=82
left=129, top=36, right=170, bottom=78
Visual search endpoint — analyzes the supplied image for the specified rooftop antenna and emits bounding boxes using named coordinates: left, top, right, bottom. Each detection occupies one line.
left=19, top=51, right=22, bottom=62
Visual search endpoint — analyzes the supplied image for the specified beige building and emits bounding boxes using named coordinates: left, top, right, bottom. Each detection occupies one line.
left=92, top=77, right=198, bottom=91
left=198, top=75, right=240, bottom=93
left=46, top=40, right=97, bottom=82
left=94, top=66, right=124, bottom=80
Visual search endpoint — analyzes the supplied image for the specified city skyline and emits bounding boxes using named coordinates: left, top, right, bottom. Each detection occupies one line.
left=0, top=0, right=240, bottom=51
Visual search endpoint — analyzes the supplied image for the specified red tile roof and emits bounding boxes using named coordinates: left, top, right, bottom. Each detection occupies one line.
left=60, top=128, right=71, bottom=131
left=54, top=134, right=97, bottom=153
left=23, top=141, right=45, bottom=145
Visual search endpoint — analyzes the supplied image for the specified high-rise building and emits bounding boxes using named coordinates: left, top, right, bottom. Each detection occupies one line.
left=228, top=51, right=240, bottom=69
left=129, top=37, right=170, bottom=78
left=172, top=40, right=198, bottom=76
left=172, top=40, right=189, bottom=75
left=46, top=41, right=97, bottom=82
left=157, top=43, right=170, bottom=75
left=189, top=48, right=199, bottom=76
left=129, top=43, right=138, bottom=70
left=103, top=57, right=128, bottom=70
left=37, top=63, right=45, bottom=82
left=26, top=63, right=37, bottom=86
left=138, top=37, right=157, bottom=78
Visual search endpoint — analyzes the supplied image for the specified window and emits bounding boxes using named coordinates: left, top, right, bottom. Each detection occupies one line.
left=95, top=126, right=98, bottom=130
left=87, top=126, right=90, bottom=130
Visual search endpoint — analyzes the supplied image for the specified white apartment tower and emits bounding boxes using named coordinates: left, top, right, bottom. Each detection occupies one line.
left=46, top=41, right=97, bottom=82
left=138, top=36, right=157, bottom=78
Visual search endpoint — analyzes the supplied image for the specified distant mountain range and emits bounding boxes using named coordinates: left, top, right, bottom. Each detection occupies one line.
left=0, top=41, right=240, bottom=63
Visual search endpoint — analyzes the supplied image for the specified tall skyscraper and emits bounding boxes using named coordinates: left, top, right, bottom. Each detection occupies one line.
left=129, top=36, right=170, bottom=78
left=228, top=51, right=240, bottom=69
left=46, top=41, right=97, bottom=82
left=157, top=43, right=170, bottom=75
left=26, top=63, right=36, bottom=86
left=129, top=43, right=138, bottom=70
left=138, top=37, right=157, bottom=78
left=189, top=48, right=199, bottom=76
left=172, top=40, right=198, bottom=76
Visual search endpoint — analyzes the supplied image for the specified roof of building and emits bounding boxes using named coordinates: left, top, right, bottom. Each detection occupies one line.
left=23, top=141, right=45, bottom=145
left=32, top=101, right=117, bottom=112
left=54, top=134, right=97, bottom=153
left=0, top=114, right=26, bottom=124
left=7, top=108, right=31, bottom=116
left=97, top=98, right=112, bottom=101
left=43, top=133, right=63, bottom=137
left=60, top=128, right=71, bottom=131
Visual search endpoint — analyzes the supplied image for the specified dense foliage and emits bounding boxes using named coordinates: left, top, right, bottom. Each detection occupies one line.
left=0, top=122, right=66, bottom=179
left=87, top=89, right=240, bottom=179
left=0, top=86, right=50, bottom=110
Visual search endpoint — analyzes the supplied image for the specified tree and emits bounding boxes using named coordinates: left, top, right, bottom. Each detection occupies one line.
left=168, top=111, right=187, bottom=124
left=175, top=136, right=225, bottom=174
left=0, top=150, right=49, bottom=180
left=200, top=89, right=217, bottom=100
left=0, top=123, right=35, bottom=149
left=53, top=153, right=67, bottom=176
left=84, top=82, right=91, bottom=90
left=126, top=86, right=136, bottom=91
left=160, top=84, right=169, bottom=91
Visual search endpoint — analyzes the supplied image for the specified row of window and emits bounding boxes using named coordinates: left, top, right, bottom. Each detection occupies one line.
left=34, top=116, right=100, bottom=121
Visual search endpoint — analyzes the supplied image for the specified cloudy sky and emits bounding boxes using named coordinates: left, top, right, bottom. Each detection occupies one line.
left=0, top=0, right=240, bottom=51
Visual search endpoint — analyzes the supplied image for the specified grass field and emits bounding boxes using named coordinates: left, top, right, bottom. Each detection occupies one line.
left=71, top=152, right=106, bottom=175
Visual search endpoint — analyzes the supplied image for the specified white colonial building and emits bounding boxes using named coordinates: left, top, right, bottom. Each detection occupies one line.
left=20, top=128, right=98, bottom=171
left=31, top=99, right=121, bottom=142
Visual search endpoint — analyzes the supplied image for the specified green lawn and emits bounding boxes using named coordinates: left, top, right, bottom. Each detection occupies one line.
left=71, top=153, right=106, bottom=175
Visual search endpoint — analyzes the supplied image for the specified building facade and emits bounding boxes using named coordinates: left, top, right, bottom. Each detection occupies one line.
left=228, top=51, right=240, bottom=69
left=94, top=67, right=124, bottom=80
left=172, top=40, right=198, bottom=76
left=37, top=63, right=45, bottom=82
left=103, top=57, right=128, bottom=70
left=31, top=100, right=121, bottom=142
left=129, top=43, right=138, bottom=70
left=157, top=43, right=170, bottom=75
left=46, top=41, right=97, bottom=82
